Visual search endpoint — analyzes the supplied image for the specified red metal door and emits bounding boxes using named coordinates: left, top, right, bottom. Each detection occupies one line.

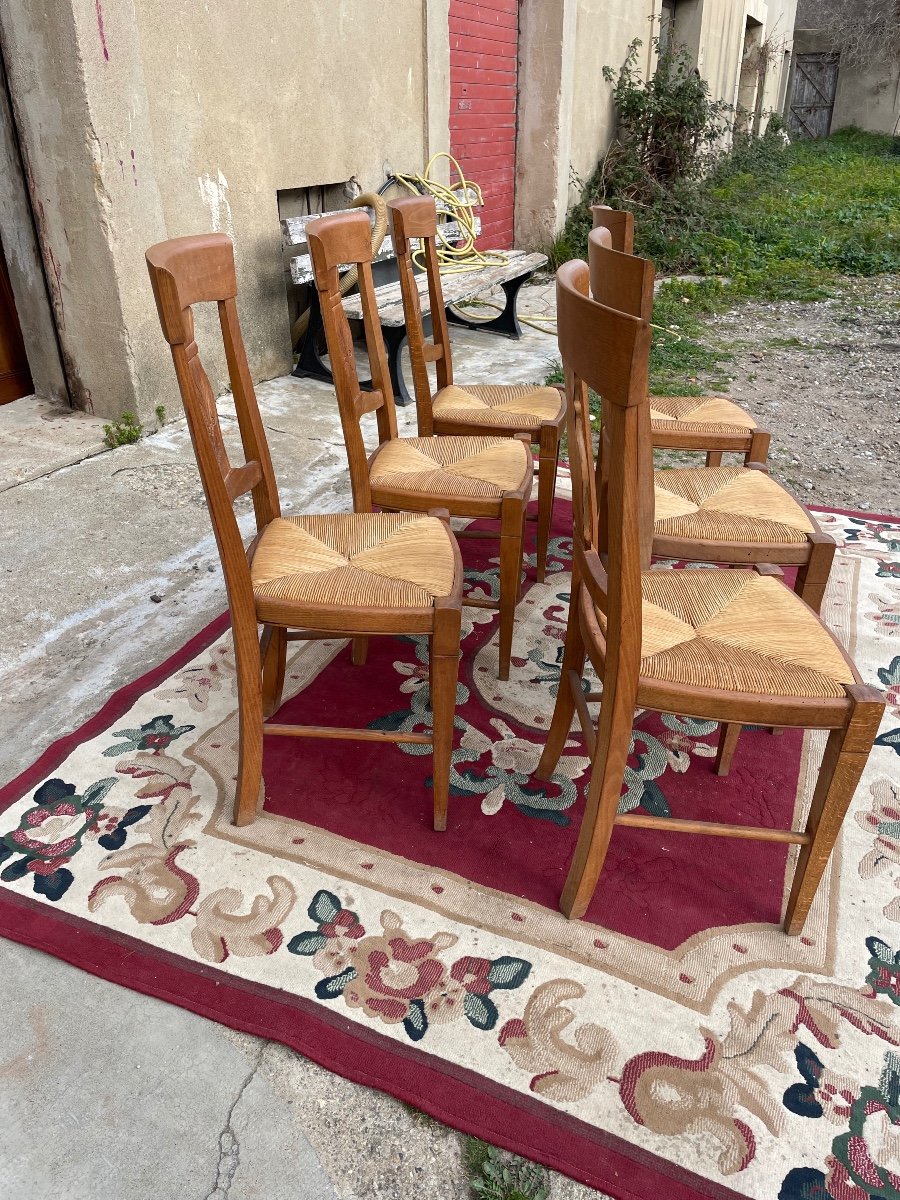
left=449, top=0, right=519, bottom=249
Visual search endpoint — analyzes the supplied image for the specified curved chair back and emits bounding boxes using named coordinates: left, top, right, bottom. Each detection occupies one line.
left=588, top=226, right=654, bottom=320
left=306, top=210, right=398, bottom=511
left=590, top=205, right=635, bottom=255
left=146, top=233, right=280, bottom=628
left=387, top=195, right=453, bottom=436
left=556, top=258, right=654, bottom=606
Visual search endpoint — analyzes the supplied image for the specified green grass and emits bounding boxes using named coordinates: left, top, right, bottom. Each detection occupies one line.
left=554, top=129, right=899, bottom=393
left=464, top=1138, right=549, bottom=1200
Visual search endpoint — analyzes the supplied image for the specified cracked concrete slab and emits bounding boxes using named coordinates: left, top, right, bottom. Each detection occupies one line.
left=0, top=303, right=602, bottom=1200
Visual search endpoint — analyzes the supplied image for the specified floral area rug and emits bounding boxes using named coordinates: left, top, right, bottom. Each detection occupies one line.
left=2, top=494, right=900, bottom=1200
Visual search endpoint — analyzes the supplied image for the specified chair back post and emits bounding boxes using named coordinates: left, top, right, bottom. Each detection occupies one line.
left=387, top=195, right=453, bottom=436
left=307, top=210, right=399, bottom=512
left=590, top=205, right=635, bottom=255
left=556, top=260, right=653, bottom=675
left=145, top=233, right=280, bottom=629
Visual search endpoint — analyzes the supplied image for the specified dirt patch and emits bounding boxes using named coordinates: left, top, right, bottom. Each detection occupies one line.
left=709, top=275, right=899, bottom=515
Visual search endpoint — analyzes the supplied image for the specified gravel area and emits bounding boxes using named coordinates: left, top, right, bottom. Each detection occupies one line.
left=710, top=275, right=899, bottom=515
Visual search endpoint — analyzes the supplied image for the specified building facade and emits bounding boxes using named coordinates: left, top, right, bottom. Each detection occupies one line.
left=0, top=0, right=796, bottom=422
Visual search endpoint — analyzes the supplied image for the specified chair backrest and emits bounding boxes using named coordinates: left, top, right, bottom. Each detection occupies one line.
left=387, top=195, right=453, bottom=436
left=306, top=210, right=398, bottom=512
left=146, top=233, right=280, bottom=621
left=588, top=226, right=654, bottom=320
left=556, top=259, right=653, bottom=639
left=590, top=205, right=635, bottom=255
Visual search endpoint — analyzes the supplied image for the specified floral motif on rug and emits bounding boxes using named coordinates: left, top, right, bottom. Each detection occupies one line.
left=2, top=498, right=899, bottom=1200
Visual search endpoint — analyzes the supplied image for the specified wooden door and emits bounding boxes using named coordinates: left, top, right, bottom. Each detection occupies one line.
left=788, top=54, right=839, bottom=139
left=0, top=234, right=32, bottom=403
left=449, top=0, right=519, bottom=249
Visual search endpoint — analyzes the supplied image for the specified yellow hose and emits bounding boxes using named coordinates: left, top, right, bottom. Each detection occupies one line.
left=393, top=152, right=556, bottom=335
left=291, top=191, right=388, bottom=349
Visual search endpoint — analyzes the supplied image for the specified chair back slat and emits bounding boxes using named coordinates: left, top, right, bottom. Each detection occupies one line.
left=146, top=234, right=280, bottom=616
left=556, top=260, right=653, bottom=662
left=388, top=196, right=453, bottom=436
left=588, top=227, right=655, bottom=320
left=590, top=205, right=635, bottom=255
left=307, top=211, right=400, bottom=512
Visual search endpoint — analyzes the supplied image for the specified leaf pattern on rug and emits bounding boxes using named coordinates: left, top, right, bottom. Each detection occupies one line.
left=619, top=975, right=900, bottom=1175
left=191, top=875, right=296, bottom=963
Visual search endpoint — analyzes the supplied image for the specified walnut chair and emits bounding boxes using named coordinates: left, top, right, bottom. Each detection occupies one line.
left=146, top=233, right=464, bottom=831
left=534, top=256, right=884, bottom=934
left=306, top=209, right=533, bottom=681
left=589, top=227, right=836, bottom=616
left=387, top=195, right=565, bottom=583
left=591, top=204, right=770, bottom=467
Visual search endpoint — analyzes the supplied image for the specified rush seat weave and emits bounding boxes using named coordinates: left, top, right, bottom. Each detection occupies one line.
left=369, top=435, right=531, bottom=500
left=251, top=513, right=457, bottom=620
left=654, top=466, right=816, bottom=545
left=432, top=383, right=564, bottom=430
left=598, top=569, right=856, bottom=699
left=649, top=395, right=758, bottom=435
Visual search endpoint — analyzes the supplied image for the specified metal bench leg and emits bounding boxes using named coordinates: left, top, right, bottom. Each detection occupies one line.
left=292, top=289, right=334, bottom=384
left=444, top=270, right=535, bottom=340
left=383, top=326, right=413, bottom=407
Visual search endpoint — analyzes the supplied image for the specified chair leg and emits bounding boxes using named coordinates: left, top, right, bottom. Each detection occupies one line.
left=351, top=637, right=369, bottom=666
left=430, top=600, right=462, bottom=832
left=535, top=578, right=587, bottom=781
left=715, top=722, right=742, bottom=777
left=234, top=636, right=265, bottom=827
left=560, top=684, right=637, bottom=921
left=783, top=685, right=884, bottom=935
left=261, top=625, right=287, bottom=719
left=794, top=535, right=836, bottom=615
left=536, top=425, right=560, bottom=584
left=497, top=499, right=525, bottom=682
left=706, top=451, right=724, bottom=468
left=745, top=429, right=770, bottom=466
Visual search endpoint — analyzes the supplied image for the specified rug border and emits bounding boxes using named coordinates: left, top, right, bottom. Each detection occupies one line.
left=0, top=887, right=746, bottom=1200
left=810, top=504, right=899, bottom=523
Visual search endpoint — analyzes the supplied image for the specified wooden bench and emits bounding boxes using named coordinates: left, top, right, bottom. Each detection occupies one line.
left=281, top=205, right=547, bottom=405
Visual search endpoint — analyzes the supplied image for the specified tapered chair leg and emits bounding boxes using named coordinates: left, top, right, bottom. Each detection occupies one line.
left=351, top=637, right=369, bottom=666
left=261, top=625, right=287, bottom=719
left=535, top=579, right=588, bottom=780
left=536, top=425, right=561, bottom=584
left=783, top=685, right=884, bottom=935
left=429, top=600, right=461, bottom=832
left=705, top=451, right=724, bottom=468
left=497, top=498, right=525, bottom=682
left=560, top=699, right=637, bottom=919
left=794, top=534, right=836, bottom=616
left=715, top=722, right=742, bottom=777
left=234, top=640, right=265, bottom=827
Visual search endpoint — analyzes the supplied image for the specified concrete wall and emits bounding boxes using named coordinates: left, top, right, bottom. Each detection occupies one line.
left=793, top=28, right=900, bottom=135
left=514, top=0, right=797, bottom=249
left=0, top=0, right=448, bottom=421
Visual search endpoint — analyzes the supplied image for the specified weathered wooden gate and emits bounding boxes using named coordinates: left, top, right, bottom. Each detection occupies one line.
left=788, top=54, right=840, bottom=139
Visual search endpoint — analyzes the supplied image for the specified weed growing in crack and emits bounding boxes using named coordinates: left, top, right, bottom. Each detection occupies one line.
left=103, top=411, right=143, bottom=448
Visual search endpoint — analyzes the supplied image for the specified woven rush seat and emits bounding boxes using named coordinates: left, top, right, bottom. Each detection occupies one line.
left=649, top=395, right=757, bottom=435
left=432, top=383, right=564, bottom=430
left=369, top=434, right=531, bottom=500
left=654, top=466, right=815, bottom=544
left=596, top=569, right=857, bottom=700
left=251, top=513, right=457, bottom=622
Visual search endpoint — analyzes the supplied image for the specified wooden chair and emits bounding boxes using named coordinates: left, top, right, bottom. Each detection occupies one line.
left=591, top=204, right=770, bottom=467
left=535, top=256, right=884, bottom=933
left=146, top=233, right=464, bottom=831
left=387, top=195, right=565, bottom=583
left=306, top=209, right=533, bottom=682
left=589, top=227, right=836, bottom=616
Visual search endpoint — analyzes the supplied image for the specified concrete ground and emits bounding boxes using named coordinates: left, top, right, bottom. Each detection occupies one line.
left=0, top=294, right=606, bottom=1200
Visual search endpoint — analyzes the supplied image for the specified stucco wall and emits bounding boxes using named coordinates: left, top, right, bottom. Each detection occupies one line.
left=793, top=28, right=900, bottom=135
left=0, top=0, right=444, bottom=421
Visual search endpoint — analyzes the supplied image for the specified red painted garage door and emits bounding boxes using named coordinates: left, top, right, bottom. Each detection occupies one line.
left=449, top=0, right=518, bottom=249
